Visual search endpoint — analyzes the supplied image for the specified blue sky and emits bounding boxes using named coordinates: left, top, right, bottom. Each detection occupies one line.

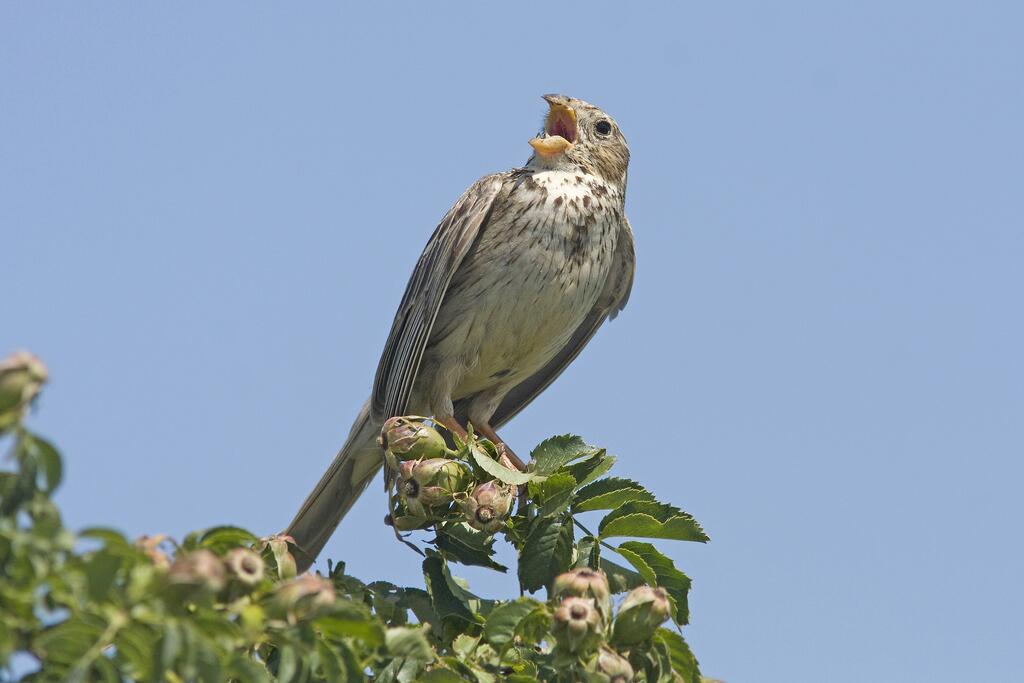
left=3, top=2, right=1022, bottom=681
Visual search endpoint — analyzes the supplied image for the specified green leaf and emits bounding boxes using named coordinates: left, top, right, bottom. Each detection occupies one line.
left=420, top=668, right=470, bottom=683
left=314, top=613, right=386, bottom=647
left=24, top=433, right=62, bottom=492
left=612, top=545, right=656, bottom=586
left=78, top=526, right=133, bottom=550
left=197, top=525, right=258, bottom=554
left=617, top=541, right=693, bottom=624
left=423, top=555, right=477, bottom=624
left=84, top=549, right=122, bottom=602
left=529, top=472, right=576, bottom=518
left=530, top=435, right=598, bottom=475
left=517, top=516, right=573, bottom=592
left=112, top=622, right=156, bottom=680
left=655, top=628, right=702, bottom=683
left=598, top=501, right=709, bottom=543
left=470, top=443, right=538, bottom=485
left=435, top=523, right=507, bottom=572
left=482, top=598, right=548, bottom=650
left=599, top=558, right=647, bottom=594
left=573, top=477, right=656, bottom=512
left=563, top=451, right=615, bottom=488
left=156, top=622, right=182, bottom=679
left=312, top=640, right=344, bottom=682
left=312, top=596, right=384, bottom=644
left=35, top=615, right=105, bottom=667
left=386, top=626, right=434, bottom=661
left=398, top=587, right=442, bottom=634
left=452, top=633, right=479, bottom=659
left=574, top=536, right=599, bottom=570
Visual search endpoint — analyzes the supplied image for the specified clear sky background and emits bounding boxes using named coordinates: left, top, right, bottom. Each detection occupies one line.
left=3, top=2, right=1022, bottom=681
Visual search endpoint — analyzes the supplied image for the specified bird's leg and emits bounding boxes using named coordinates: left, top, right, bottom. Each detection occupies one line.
left=432, top=415, right=469, bottom=444
left=475, top=423, right=528, bottom=472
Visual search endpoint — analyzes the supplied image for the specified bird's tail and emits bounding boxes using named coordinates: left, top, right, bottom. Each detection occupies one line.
left=284, top=399, right=383, bottom=573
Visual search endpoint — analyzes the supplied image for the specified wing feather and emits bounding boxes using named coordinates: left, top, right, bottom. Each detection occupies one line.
left=371, top=174, right=506, bottom=422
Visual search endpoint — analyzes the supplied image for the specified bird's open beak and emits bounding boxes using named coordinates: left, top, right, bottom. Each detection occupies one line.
left=529, top=97, right=577, bottom=158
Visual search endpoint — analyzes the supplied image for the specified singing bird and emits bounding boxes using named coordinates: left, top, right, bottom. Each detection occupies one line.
left=284, top=94, right=635, bottom=571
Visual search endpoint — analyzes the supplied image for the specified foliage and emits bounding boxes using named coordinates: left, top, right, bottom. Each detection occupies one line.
left=0, top=352, right=711, bottom=682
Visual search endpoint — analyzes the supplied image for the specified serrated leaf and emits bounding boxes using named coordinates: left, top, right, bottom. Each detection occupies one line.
left=618, top=541, right=693, bottom=624
left=423, top=556, right=477, bottom=624
left=517, top=516, right=573, bottom=592
left=656, top=628, right=702, bottom=683
left=435, top=524, right=507, bottom=572
left=529, top=472, right=576, bottom=518
left=482, top=598, right=548, bottom=650
left=563, top=452, right=615, bottom=488
left=612, top=545, right=657, bottom=586
left=573, top=477, right=656, bottom=512
left=470, top=443, right=537, bottom=485
left=530, top=435, right=598, bottom=475
left=598, top=501, right=708, bottom=542
left=599, top=558, right=647, bottom=593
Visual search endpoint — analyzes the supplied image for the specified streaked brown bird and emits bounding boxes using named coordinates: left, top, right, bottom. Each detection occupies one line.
left=285, top=94, right=635, bottom=571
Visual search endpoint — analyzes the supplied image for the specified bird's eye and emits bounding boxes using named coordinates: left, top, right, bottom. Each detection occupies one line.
left=594, top=120, right=612, bottom=136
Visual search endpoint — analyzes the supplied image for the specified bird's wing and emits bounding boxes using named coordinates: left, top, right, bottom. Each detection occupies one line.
left=371, top=174, right=506, bottom=422
left=474, top=216, right=637, bottom=429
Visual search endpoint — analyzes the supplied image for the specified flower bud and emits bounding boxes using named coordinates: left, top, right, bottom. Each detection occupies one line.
left=134, top=534, right=171, bottom=570
left=459, top=480, right=515, bottom=533
left=589, top=647, right=635, bottom=683
left=552, top=567, right=612, bottom=618
left=167, top=549, right=226, bottom=593
left=259, top=533, right=298, bottom=579
left=396, top=458, right=470, bottom=516
left=268, top=574, right=336, bottom=621
left=225, top=548, right=265, bottom=586
left=552, top=596, right=604, bottom=654
left=378, top=416, right=448, bottom=462
left=611, top=586, right=672, bottom=646
left=0, top=351, right=48, bottom=432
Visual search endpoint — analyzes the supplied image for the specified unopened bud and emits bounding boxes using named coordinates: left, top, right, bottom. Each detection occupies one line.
left=225, top=548, right=265, bottom=586
left=589, top=647, right=635, bottom=683
left=396, top=458, right=470, bottom=516
left=552, top=596, right=604, bottom=654
left=378, top=417, right=448, bottom=462
left=611, top=585, right=672, bottom=646
left=134, top=534, right=171, bottom=570
left=259, top=534, right=298, bottom=580
left=167, top=549, right=226, bottom=593
left=552, top=567, right=612, bottom=618
left=459, top=480, right=515, bottom=533
left=0, top=351, right=48, bottom=432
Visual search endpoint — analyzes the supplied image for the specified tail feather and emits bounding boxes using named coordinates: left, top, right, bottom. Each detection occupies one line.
left=284, top=399, right=382, bottom=572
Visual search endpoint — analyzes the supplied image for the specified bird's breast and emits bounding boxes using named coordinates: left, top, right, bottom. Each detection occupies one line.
left=428, top=170, right=624, bottom=395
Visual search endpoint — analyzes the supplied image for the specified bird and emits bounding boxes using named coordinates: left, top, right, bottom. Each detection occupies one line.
left=284, top=94, right=635, bottom=572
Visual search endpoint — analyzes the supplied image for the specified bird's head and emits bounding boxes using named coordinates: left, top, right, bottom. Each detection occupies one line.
left=528, top=94, right=630, bottom=187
